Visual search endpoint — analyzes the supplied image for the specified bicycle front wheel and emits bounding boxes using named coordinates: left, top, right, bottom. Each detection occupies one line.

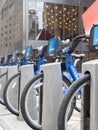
left=3, top=72, right=21, bottom=116
left=58, top=74, right=90, bottom=130
left=21, top=73, right=74, bottom=130
left=21, top=73, right=43, bottom=130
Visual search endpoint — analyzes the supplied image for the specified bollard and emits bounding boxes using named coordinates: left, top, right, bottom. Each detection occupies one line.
left=41, top=63, right=62, bottom=130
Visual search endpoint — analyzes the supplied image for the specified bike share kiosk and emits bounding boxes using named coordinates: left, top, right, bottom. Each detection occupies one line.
left=82, top=25, right=98, bottom=130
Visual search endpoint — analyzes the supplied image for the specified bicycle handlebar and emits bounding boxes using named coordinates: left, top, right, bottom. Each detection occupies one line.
left=68, top=35, right=89, bottom=53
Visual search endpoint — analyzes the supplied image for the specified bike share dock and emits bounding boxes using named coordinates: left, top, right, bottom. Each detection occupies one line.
left=0, top=56, right=97, bottom=130
left=41, top=62, right=63, bottom=130
left=82, top=59, right=98, bottom=130
left=41, top=57, right=98, bottom=130
left=0, top=65, right=34, bottom=130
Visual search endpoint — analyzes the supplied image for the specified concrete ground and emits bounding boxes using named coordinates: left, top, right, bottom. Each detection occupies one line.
left=0, top=104, right=33, bottom=130
left=0, top=99, right=82, bottom=130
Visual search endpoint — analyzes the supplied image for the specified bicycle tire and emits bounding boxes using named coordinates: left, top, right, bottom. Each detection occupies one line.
left=21, top=73, right=75, bottom=130
left=58, top=74, right=90, bottom=130
left=21, top=73, right=43, bottom=130
left=3, top=72, right=21, bottom=116
left=63, top=76, right=81, bottom=113
left=0, top=72, right=8, bottom=105
left=62, top=76, right=76, bottom=120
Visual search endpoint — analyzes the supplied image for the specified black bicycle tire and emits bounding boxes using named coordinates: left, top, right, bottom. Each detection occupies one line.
left=58, top=74, right=90, bottom=130
left=3, top=72, right=21, bottom=116
left=21, top=73, right=75, bottom=130
left=21, top=73, right=43, bottom=130
left=63, top=76, right=81, bottom=114
left=3, top=72, right=72, bottom=119
left=0, top=72, right=8, bottom=105
left=62, top=76, right=76, bottom=120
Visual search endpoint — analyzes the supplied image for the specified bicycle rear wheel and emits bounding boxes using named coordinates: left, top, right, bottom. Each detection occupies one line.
left=58, top=74, right=90, bottom=130
left=3, top=72, right=20, bottom=116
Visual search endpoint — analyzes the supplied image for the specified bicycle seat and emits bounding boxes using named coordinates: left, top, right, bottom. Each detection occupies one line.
left=72, top=53, right=85, bottom=59
left=61, top=39, right=70, bottom=47
left=37, top=46, right=43, bottom=52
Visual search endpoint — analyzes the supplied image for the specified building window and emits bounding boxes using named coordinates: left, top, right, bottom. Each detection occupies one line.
left=44, top=3, right=79, bottom=40
left=28, top=0, right=45, bottom=40
left=28, top=1, right=79, bottom=40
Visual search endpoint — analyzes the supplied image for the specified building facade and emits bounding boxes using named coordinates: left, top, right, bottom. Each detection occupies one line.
left=0, top=0, right=95, bottom=55
left=0, top=0, right=23, bottom=54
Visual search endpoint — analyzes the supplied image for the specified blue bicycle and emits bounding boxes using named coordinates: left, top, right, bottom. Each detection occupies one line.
left=57, top=25, right=98, bottom=130
left=20, top=35, right=86, bottom=130
left=3, top=45, right=48, bottom=116
left=0, top=53, right=17, bottom=105
left=2, top=47, right=33, bottom=106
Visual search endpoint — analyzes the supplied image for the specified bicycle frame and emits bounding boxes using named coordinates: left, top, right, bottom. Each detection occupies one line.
left=63, top=50, right=80, bottom=82
left=62, top=50, right=82, bottom=95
